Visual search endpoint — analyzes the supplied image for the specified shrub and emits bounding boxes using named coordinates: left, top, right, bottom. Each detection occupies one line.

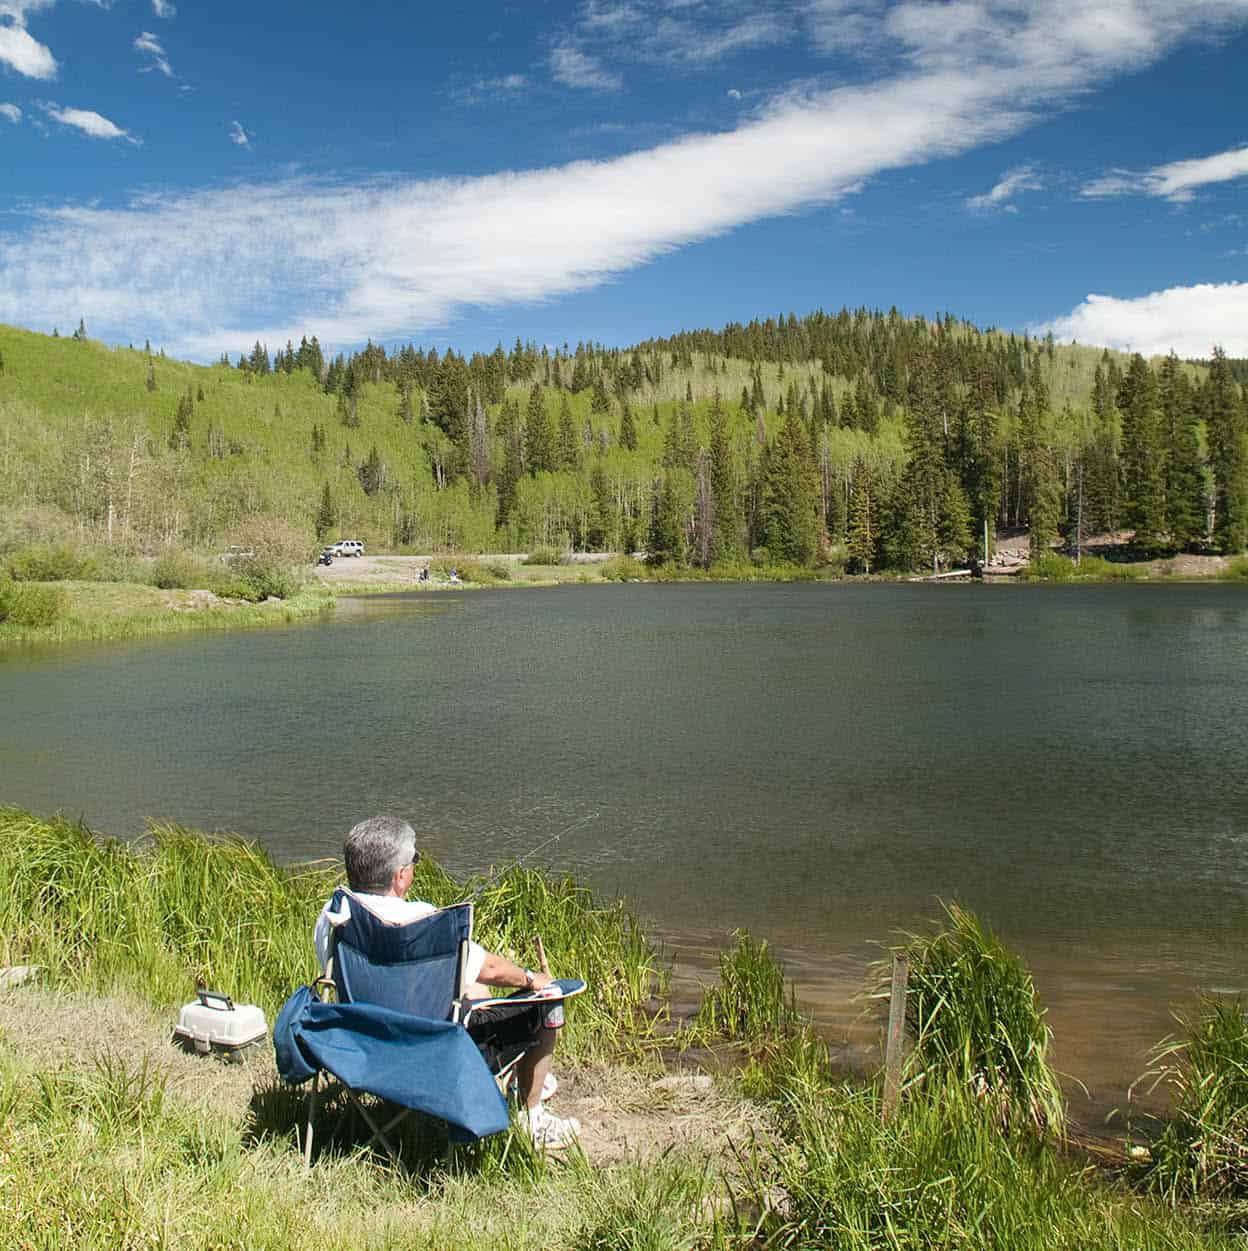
left=6, top=543, right=98, bottom=582
left=0, top=577, right=68, bottom=627
left=1221, top=555, right=1248, bottom=581
left=149, top=549, right=214, bottom=590
left=1020, top=552, right=1076, bottom=581
left=1073, top=555, right=1144, bottom=580
left=523, top=546, right=565, bottom=566
left=599, top=555, right=647, bottom=581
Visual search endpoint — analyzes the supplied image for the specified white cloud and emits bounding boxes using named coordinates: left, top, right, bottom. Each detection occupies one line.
left=549, top=42, right=622, bottom=90
left=0, top=20, right=57, bottom=78
left=151, top=0, right=175, bottom=17
left=455, top=72, right=528, bottom=104
left=228, top=120, right=251, bottom=148
left=966, top=164, right=1042, bottom=213
left=1037, top=283, right=1248, bottom=358
left=1082, top=143, right=1248, bottom=202
left=4, top=1, right=1248, bottom=357
left=42, top=102, right=138, bottom=143
left=0, top=101, right=21, bottom=122
left=727, top=87, right=742, bottom=100
left=133, top=30, right=173, bottom=77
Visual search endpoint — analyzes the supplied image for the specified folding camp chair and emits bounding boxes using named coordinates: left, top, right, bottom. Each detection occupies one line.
left=281, top=889, right=542, bottom=1165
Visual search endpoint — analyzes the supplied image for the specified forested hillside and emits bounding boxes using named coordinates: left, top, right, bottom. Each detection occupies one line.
left=1, top=309, right=1245, bottom=572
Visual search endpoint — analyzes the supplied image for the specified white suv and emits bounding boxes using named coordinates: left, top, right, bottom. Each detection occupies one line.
left=331, top=539, right=365, bottom=558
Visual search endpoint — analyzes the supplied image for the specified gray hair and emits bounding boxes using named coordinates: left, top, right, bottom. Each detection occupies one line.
left=343, top=815, right=418, bottom=893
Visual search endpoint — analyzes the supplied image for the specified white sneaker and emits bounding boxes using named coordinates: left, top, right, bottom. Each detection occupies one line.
left=518, top=1104, right=581, bottom=1149
left=510, top=1071, right=558, bottom=1102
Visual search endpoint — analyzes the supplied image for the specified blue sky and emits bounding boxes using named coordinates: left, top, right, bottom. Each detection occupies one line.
left=1, top=0, right=1247, bottom=361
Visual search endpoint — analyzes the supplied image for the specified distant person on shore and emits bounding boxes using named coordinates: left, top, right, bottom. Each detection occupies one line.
left=314, top=814, right=579, bottom=1147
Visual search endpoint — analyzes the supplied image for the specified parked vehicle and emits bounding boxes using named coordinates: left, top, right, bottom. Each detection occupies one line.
left=330, top=539, right=364, bottom=557
left=219, top=545, right=256, bottom=563
left=316, top=548, right=334, bottom=566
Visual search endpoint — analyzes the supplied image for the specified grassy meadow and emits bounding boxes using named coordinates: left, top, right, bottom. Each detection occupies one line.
left=1, top=807, right=1245, bottom=1249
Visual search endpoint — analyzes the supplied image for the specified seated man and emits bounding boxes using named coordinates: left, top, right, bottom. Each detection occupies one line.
left=314, top=814, right=580, bottom=1148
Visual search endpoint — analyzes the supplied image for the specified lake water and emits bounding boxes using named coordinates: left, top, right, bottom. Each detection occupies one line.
left=3, top=581, right=1248, bottom=1125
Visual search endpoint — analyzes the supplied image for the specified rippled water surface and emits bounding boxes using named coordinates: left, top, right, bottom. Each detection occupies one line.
left=4, top=581, right=1248, bottom=1121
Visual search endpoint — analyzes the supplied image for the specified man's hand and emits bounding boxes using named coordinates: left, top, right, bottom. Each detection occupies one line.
left=528, top=970, right=555, bottom=993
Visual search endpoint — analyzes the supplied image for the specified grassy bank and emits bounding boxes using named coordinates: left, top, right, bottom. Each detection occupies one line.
left=0, top=580, right=335, bottom=648
left=0, top=809, right=1242, bottom=1249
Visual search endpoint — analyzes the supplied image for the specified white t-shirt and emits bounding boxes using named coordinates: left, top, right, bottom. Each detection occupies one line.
left=314, top=889, right=486, bottom=986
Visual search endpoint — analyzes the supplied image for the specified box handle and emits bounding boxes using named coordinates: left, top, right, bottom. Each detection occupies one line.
left=197, top=989, right=234, bottom=1011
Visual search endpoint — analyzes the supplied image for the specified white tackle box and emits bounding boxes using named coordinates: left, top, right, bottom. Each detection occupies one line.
left=174, top=989, right=267, bottom=1060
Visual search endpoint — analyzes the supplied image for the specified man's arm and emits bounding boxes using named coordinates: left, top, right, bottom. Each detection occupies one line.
left=477, top=951, right=553, bottom=992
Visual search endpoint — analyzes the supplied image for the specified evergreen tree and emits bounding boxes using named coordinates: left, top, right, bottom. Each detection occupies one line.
left=1159, top=353, right=1205, bottom=549
left=587, top=464, right=613, bottom=550
left=1018, top=373, right=1061, bottom=557
left=761, top=409, right=818, bottom=564
left=618, top=402, right=639, bottom=452
left=398, top=385, right=413, bottom=424
left=315, top=481, right=338, bottom=540
left=357, top=445, right=386, bottom=495
left=1206, top=347, right=1248, bottom=552
left=647, top=472, right=686, bottom=566
left=525, top=383, right=555, bottom=475
left=146, top=361, right=157, bottom=393
left=168, top=389, right=193, bottom=451
left=557, top=395, right=580, bottom=470
left=1118, top=354, right=1167, bottom=550
left=847, top=459, right=876, bottom=573
left=495, top=398, right=524, bottom=529
left=590, top=374, right=611, bottom=418
left=708, top=391, right=740, bottom=563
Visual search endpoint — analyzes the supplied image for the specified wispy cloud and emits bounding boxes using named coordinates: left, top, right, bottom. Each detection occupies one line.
left=133, top=30, right=173, bottom=77
left=1082, top=143, right=1248, bottom=202
left=549, top=42, right=622, bottom=90
left=151, top=0, right=175, bottom=17
left=0, top=101, right=21, bottom=122
left=228, top=120, right=251, bottom=148
left=4, top=1, right=1248, bottom=357
left=454, top=72, right=528, bottom=105
left=966, top=164, right=1042, bottom=213
left=0, top=19, right=57, bottom=79
left=555, top=0, right=793, bottom=78
left=41, top=101, right=138, bottom=143
left=1037, top=282, right=1248, bottom=358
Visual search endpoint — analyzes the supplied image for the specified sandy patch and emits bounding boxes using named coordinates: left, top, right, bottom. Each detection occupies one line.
left=0, top=984, right=762, bottom=1165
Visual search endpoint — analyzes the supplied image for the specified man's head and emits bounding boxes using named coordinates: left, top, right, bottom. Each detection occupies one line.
left=343, top=814, right=420, bottom=895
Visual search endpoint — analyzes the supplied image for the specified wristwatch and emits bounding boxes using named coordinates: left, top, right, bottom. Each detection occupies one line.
left=523, top=968, right=536, bottom=991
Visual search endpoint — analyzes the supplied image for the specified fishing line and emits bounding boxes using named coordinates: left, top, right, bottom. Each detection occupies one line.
left=468, top=809, right=600, bottom=898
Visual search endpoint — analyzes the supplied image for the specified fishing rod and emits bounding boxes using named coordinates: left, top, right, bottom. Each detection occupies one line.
left=468, top=810, right=599, bottom=899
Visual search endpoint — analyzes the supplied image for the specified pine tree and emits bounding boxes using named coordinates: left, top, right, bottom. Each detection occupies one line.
left=315, top=481, right=338, bottom=540
left=357, top=445, right=386, bottom=495
left=707, top=391, right=740, bottom=563
left=647, top=472, right=687, bottom=566
left=761, top=409, right=818, bottom=564
left=168, top=389, right=193, bottom=450
left=525, top=383, right=554, bottom=475
left=398, top=385, right=413, bottom=424
left=145, top=361, right=157, bottom=393
left=1206, top=347, right=1248, bottom=552
left=495, top=398, right=524, bottom=529
left=618, top=402, right=639, bottom=452
left=557, top=395, right=580, bottom=470
left=1018, top=373, right=1061, bottom=557
left=1159, top=353, right=1205, bottom=549
left=1118, top=354, right=1167, bottom=551
left=846, top=459, right=876, bottom=573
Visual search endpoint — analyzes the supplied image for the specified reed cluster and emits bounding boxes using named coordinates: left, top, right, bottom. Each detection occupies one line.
left=0, top=808, right=661, bottom=1058
left=882, top=902, right=1065, bottom=1133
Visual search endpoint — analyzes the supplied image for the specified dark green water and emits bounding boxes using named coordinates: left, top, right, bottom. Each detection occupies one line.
left=3, top=581, right=1248, bottom=1119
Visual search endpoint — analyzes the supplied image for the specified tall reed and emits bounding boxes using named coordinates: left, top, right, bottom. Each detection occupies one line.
left=878, top=902, right=1065, bottom=1134
left=1138, top=997, right=1248, bottom=1207
left=0, top=808, right=661, bottom=1057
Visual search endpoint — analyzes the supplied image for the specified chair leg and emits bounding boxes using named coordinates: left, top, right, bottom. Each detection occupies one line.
left=303, top=1070, right=319, bottom=1168
left=346, top=1088, right=406, bottom=1164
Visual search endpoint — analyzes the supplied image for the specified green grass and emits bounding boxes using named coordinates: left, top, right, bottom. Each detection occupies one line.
left=0, top=580, right=335, bottom=647
left=878, top=902, right=1065, bottom=1134
left=1219, top=555, right=1248, bottom=581
left=739, top=1077, right=1234, bottom=1251
left=0, top=812, right=1240, bottom=1249
left=0, top=808, right=662, bottom=1059
left=1021, top=552, right=1146, bottom=582
left=1137, top=998, right=1248, bottom=1212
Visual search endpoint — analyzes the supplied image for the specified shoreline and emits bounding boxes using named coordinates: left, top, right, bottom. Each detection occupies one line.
left=3, top=554, right=1244, bottom=651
